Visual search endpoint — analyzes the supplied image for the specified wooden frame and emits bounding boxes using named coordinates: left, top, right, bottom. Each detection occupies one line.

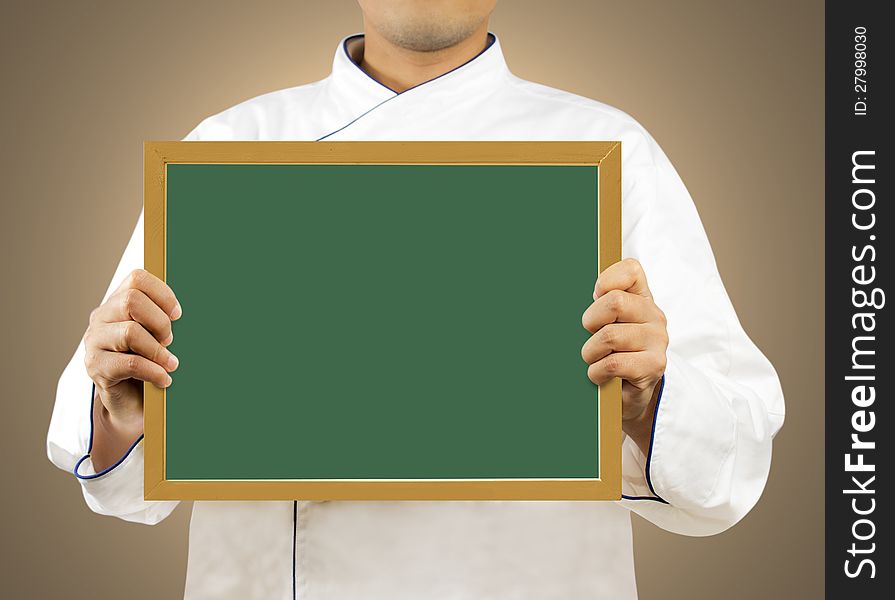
left=143, top=141, right=622, bottom=501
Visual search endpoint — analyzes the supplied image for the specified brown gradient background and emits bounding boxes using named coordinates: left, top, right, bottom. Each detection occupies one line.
left=0, top=1, right=823, bottom=598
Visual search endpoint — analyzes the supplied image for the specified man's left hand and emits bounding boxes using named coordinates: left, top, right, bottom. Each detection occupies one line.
left=581, top=258, right=668, bottom=454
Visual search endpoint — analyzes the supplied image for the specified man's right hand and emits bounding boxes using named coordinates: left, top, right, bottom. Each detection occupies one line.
left=82, top=268, right=181, bottom=470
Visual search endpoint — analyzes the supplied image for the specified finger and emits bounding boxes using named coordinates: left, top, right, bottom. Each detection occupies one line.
left=594, top=258, right=652, bottom=300
left=113, top=269, right=181, bottom=320
left=92, top=321, right=179, bottom=372
left=92, top=349, right=172, bottom=389
left=581, top=323, right=651, bottom=364
left=582, top=289, right=659, bottom=333
left=95, top=288, right=174, bottom=345
left=586, top=350, right=667, bottom=387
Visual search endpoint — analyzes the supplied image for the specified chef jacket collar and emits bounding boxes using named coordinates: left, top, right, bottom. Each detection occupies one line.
left=327, top=31, right=507, bottom=113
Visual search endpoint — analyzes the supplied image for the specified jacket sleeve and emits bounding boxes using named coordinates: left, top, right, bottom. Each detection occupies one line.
left=46, top=209, right=179, bottom=525
left=45, top=128, right=203, bottom=525
left=616, top=129, right=785, bottom=536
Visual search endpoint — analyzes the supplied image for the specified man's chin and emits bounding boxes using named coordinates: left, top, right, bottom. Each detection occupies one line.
left=377, top=20, right=483, bottom=53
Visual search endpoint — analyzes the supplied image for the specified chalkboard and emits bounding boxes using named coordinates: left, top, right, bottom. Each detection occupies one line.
left=143, top=141, right=621, bottom=500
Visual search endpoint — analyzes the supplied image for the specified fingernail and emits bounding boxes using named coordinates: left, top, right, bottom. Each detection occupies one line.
left=171, top=302, right=182, bottom=320
left=163, top=333, right=174, bottom=346
left=166, top=353, right=179, bottom=371
left=163, top=374, right=173, bottom=387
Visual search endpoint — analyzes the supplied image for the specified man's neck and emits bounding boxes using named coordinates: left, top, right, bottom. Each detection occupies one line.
left=355, top=23, right=491, bottom=93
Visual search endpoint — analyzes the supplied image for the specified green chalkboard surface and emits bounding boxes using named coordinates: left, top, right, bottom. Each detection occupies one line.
left=143, top=141, right=621, bottom=500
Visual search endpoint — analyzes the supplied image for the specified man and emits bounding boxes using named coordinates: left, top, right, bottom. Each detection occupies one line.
left=47, top=1, right=785, bottom=598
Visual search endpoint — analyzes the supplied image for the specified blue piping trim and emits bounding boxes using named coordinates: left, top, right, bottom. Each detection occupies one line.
left=315, top=97, right=396, bottom=142
left=292, top=501, right=298, bottom=600
left=73, top=381, right=144, bottom=480
left=643, top=374, right=668, bottom=503
left=315, top=32, right=497, bottom=141
left=621, top=494, right=668, bottom=503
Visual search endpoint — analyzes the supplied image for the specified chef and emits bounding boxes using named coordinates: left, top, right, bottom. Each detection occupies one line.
left=47, top=1, right=785, bottom=598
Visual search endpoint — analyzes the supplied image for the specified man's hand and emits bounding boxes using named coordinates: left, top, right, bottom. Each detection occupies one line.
left=581, top=258, right=668, bottom=455
left=83, top=268, right=181, bottom=470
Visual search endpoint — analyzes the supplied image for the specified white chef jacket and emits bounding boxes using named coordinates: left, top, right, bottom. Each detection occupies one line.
left=47, top=32, right=785, bottom=600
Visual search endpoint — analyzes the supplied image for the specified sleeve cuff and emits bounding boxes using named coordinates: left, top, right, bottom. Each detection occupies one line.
left=73, top=382, right=144, bottom=481
left=69, top=382, right=169, bottom=521
left=620, top=374, right=669, bottom=504
left=66, top=380, right=176, bottom=524
left=642, top=351, right=738, bottom=509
